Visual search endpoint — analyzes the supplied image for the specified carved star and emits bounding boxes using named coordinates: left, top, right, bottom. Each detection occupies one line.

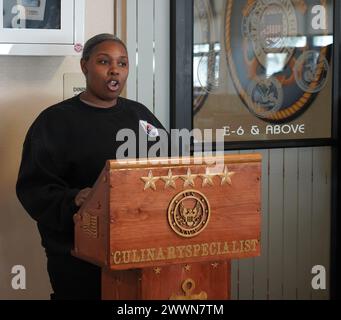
left=180, top=168, right=197, bottom=188
left=211, top=262, right=219, bottom=269
left=184, top=264, right=192, bottom=272
left=154, top=267, right=162, bottom=275
left=219, top=166, right=235, bottom=186
left=141, top=171, right=159, bottom=191
left=161, top=169, right=178, bottom=189
left=200, top=168, right=214, bottom=187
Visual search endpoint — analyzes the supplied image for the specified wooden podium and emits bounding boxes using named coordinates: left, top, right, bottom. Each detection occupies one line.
left=73, top=154, right=261, bottom=300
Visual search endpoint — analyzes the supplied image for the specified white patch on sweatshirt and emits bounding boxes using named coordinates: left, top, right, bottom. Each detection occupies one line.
left=139, top=120, right=159, bottom=138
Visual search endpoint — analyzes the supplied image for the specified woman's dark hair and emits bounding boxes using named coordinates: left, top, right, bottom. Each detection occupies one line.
left=82, top=33, right=128, bottom=61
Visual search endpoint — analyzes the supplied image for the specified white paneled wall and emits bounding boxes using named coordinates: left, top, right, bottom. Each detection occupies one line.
left=125, top=1, right=331, bottom=300
left=228, top=148, right=331, bottom=300
left=126, top=0, right=170, bottom=130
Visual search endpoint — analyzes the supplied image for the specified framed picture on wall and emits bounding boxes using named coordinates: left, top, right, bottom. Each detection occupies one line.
left=171, top=0, right=338, bottom=150
left=0, top=0, right=85, bottom=55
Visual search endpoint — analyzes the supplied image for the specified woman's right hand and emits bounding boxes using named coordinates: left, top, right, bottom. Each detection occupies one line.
left=75, top=188, right=92, bottom=207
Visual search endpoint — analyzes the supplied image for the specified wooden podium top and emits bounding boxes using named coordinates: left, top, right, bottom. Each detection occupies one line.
left=106, top=154, right=261, bottom=169
left=73, top=154, right=262, bottom=271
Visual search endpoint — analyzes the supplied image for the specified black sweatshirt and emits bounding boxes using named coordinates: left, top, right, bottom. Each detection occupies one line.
left=16, top=95, right=167, bottom=255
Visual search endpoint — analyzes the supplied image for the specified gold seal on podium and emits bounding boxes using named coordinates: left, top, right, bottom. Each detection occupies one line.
left=168, top=190, right=211, bottom=238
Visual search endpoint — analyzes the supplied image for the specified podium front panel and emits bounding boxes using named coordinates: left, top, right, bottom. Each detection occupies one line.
left=106, top=155, right=261, bottom=270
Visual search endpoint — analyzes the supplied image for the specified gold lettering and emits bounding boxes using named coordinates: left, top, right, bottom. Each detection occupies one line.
left=193, top=244, right=201, bottom=257
left=232, top=241, right=239, bottom=253
left=140, top=248, right=146, bottom=262
left=185, top=245, right=193, bottom=258
left=223, top=242, right=230, bottom=254
left=167, top=246, right=176, bottom=260
left=146, top=248, right=156, bottom=262
left=177, top=246, right=186, bottom=258
left=131, top=250, right=140, bottom=263
left=202, top=243, right=209, bottom=256
left=209, top=242, right=217, bottom=256
left=156, top=248, right=166, bottom=261
left=122, top=251, right=130, bottom=264
left=244, top=240, right=251, bottom=252
left=111, top=239, right=260, bottom=266
left=240, top=240, right=245, bottom=253
left=251, top=239, right=259, bottom=251
left=217, top=242, right=222, bottom=255
left=113, top=251, right=121, bottom=265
